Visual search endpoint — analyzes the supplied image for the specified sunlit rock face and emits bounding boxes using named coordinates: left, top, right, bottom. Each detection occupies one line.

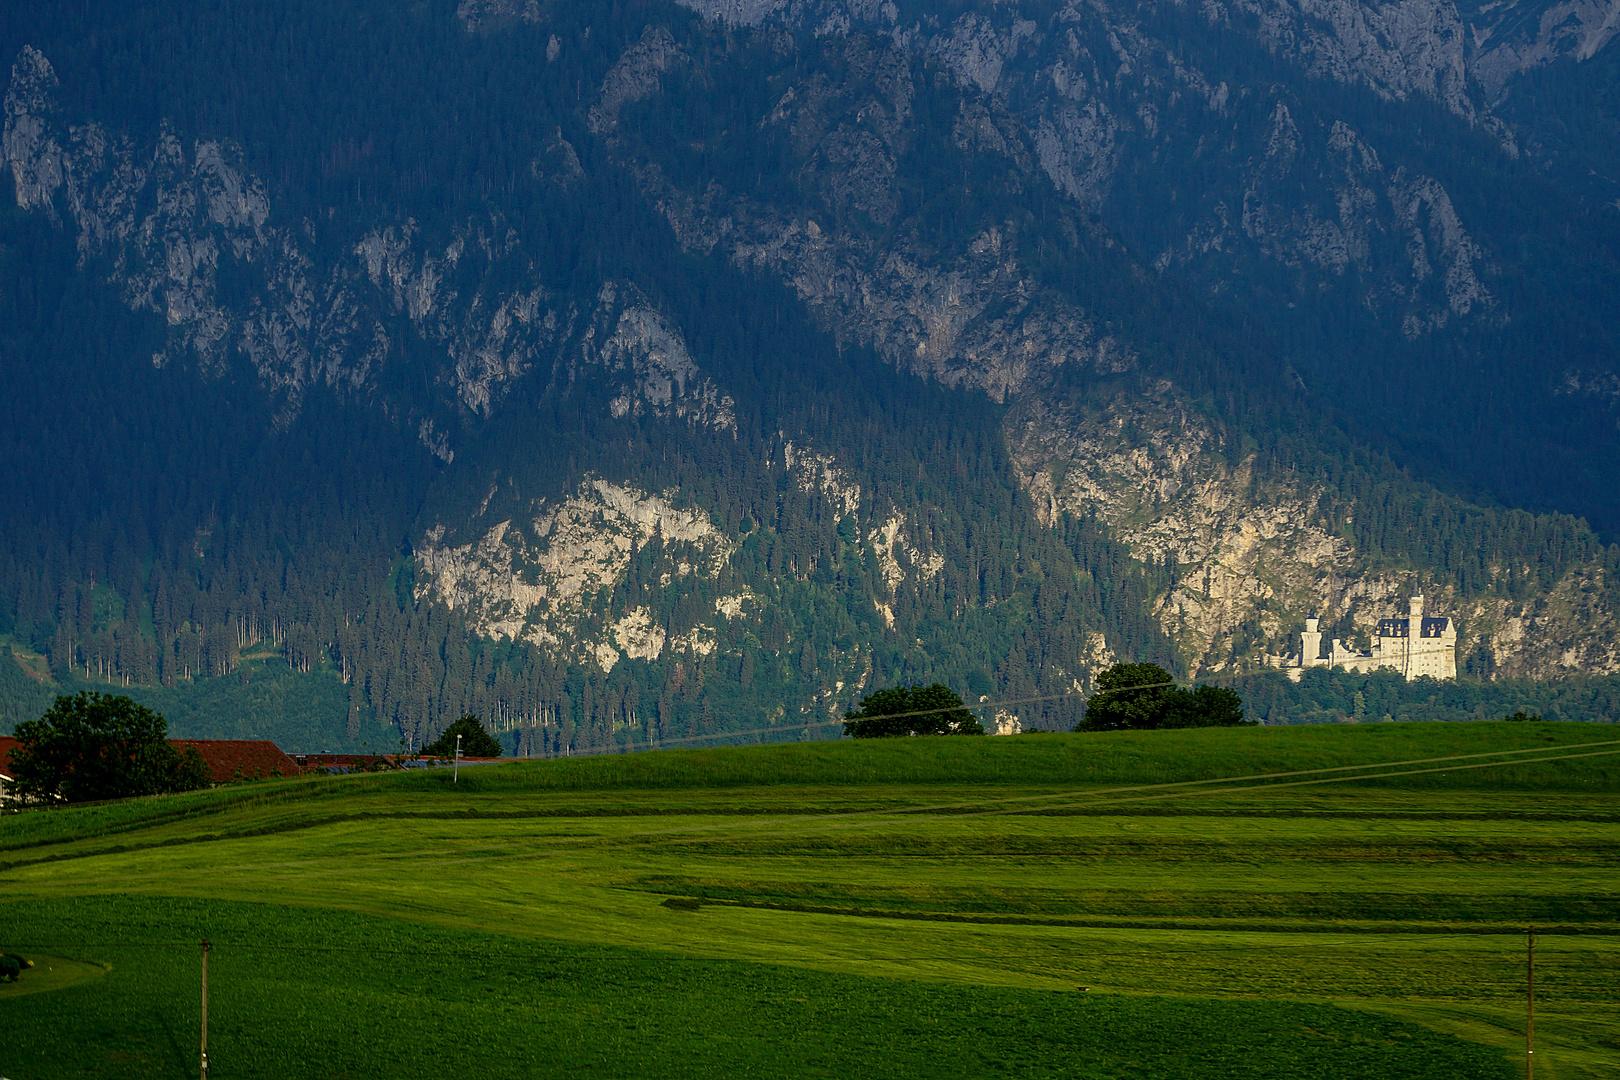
left=413, top=439, right=954, bottom=676
left=415, top=478, right=743, bottom=669
left=1004, top=384, right=1620, bottom=678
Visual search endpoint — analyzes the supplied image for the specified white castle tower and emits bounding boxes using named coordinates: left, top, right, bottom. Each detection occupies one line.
left=1301, top=618, right=1322, bottom=666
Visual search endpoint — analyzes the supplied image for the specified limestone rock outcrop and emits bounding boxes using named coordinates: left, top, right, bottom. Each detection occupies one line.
left=1004, top=384, right=1620, bottom=677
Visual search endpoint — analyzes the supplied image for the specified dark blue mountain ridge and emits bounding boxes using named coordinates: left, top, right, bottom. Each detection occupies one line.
left=1, top=0, right=1617, bottom=751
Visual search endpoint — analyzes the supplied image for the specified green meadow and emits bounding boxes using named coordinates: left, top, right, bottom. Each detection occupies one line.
left=3, top=722, right=1618, bottom=1078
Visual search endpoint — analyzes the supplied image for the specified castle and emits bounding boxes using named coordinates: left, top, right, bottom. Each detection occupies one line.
left=1277, top=595, right=1456, bottom=681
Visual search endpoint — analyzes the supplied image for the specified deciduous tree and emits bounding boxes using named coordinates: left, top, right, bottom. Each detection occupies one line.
left=1080, top=664, right=1246, bottom=730
left=9, top=692, right=210, bottom=803
left=843, top=684, right=984, bottom=738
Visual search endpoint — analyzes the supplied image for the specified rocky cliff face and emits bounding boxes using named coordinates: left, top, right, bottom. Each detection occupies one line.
left=416, top=478, right=745, bottom=669
left=3, top=38, right=974, bottom=697
left=660, top=1, right=1500, bottom=338
left=584, top=11, right=1619, bottom=677
left=583, top=283, right=737, bottom=431
left=679, top=0, right=1620, bottom=110
left=3, top=46, right=567, bottom=439
left=412, top=429, right=947, bottom=682
left=1005, top=383, right=1620, bottom=677
left=1466, top=0, right=1620, bottom=94
left=610, top=32, right=1139, bottom=402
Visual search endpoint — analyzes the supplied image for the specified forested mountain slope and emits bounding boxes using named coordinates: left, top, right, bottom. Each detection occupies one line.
left=1, top=0, right=1616, bottom=751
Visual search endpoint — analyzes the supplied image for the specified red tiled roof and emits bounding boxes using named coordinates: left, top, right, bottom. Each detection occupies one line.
left=169, top=739, right=298, bottom=783
left=296, top=754, right=508, bottom=768
left=0, top=735, right=16, bottom=777
left=299, top=754, right=392, bottom=766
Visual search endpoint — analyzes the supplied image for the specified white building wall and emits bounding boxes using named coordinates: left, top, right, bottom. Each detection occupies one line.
left=1287, top=596, right=1456, bottom=681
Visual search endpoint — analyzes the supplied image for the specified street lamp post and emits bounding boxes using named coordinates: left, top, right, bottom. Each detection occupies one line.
left=454, top=733, right=462, bottom=784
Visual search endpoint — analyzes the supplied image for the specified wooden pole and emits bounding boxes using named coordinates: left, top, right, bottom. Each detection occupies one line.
left=200, top=939, right=211, bottom=1080
left=1526, top=926, right=1535, bottom=1080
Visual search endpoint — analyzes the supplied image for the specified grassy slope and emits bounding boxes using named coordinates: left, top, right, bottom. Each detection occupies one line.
left=2, top=896, right=1513, bottom=1080
left=458, top=720, right=1620, bottom=789
left=3, top=723, right=1617, bottom=1078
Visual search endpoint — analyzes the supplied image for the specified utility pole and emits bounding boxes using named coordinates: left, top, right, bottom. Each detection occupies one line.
left=200, top=939, right=211, bottom=1080
left=1526, top=926, right=1536, bottom=1080
left=454, top=733, right=462, bottom=783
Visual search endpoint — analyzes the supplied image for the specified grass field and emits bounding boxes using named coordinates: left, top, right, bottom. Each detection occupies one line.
left=3, top=722, right=1617, bottom=1078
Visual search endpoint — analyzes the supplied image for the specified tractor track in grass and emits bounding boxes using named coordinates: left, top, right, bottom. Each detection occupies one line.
left=6, top=741, right=1620, bottom=874
left=641, top=893, right=1620, bottom=936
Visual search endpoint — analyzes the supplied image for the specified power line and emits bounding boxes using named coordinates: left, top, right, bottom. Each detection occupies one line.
left=524, top=672, right=1303, bottom=758
left=824, top=736, right=1620, bottom=818
left=953, top=747, right=1620, bottom=820
left=357, top=738, right=1620, bottom=851
left=516, top=663, right=1578, bottom=760
left=564, top=744, right=1620, bottom=846
left=10, top=736, right=1614, bottom=890
left=9, top=738, right=1611, bottom=879
left=186, top=738, right=1620, bottom=857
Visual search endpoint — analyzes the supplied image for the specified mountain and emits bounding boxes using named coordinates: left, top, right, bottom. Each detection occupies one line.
left=1, top=0, right=1617, bottom=752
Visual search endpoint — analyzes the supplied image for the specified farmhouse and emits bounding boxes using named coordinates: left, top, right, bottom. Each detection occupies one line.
left=1279, top=595, right=1457, bottom=682
left=0, top=736, right=15, bottom=803
left=0, top=736, right=298, bottom=797
left=171, top=740, right=299, bottom=783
